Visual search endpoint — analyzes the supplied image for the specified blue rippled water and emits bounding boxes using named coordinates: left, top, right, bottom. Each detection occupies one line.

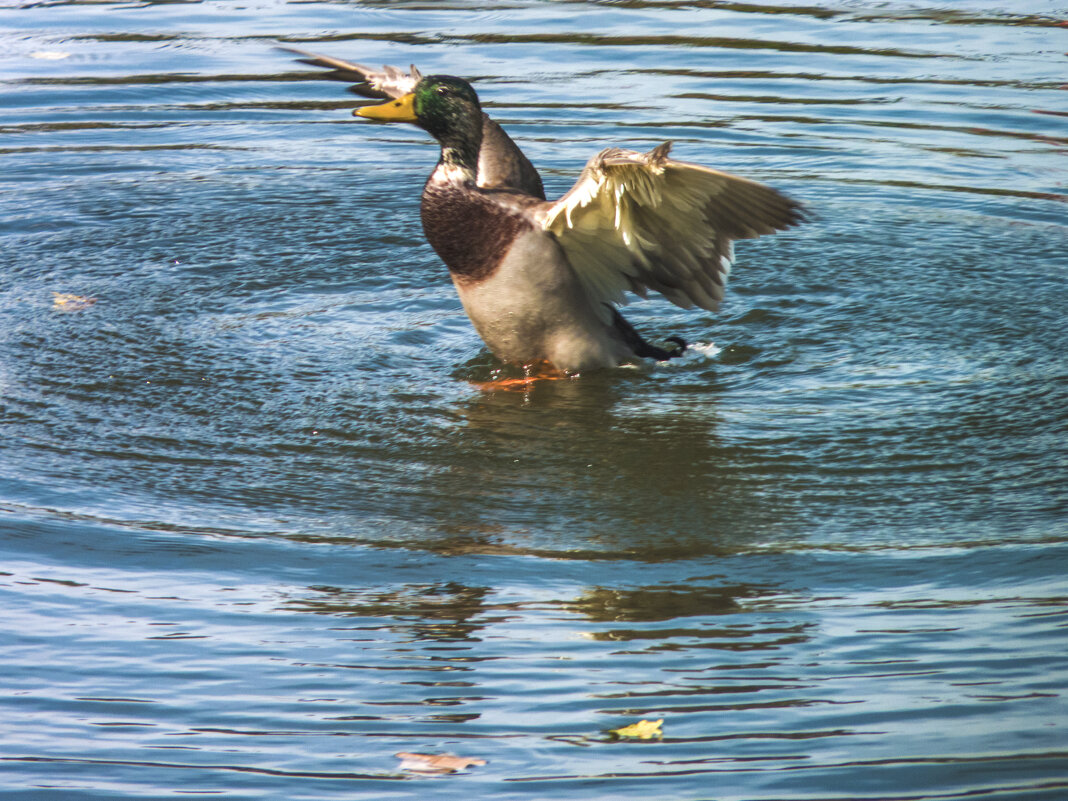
left=1, top=1, right=1066, bottom=799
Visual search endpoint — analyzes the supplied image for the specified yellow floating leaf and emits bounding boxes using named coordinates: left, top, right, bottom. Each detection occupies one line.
left=610, top=718, right=663, bottom=739
left=395, top=752, right=488, bottom=774
left=52, top=292, right=97, bottom=311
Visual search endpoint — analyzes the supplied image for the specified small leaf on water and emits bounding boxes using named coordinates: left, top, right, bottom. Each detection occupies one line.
left=52, top=293, right=97, bottom=311
left=395, top=752, right=488, bottom=774
left=610, top=718, right=663, bottom=740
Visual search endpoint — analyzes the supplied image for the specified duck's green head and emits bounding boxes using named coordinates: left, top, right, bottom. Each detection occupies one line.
left=354, top=75, right=481, bottom=142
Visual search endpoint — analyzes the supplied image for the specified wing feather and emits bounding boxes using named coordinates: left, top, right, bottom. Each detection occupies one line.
left=539, top=142, right=804, bottom=318
left=277, top=46, right=420, bottom=99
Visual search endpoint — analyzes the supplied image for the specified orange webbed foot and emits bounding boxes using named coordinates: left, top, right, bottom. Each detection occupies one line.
left=472, top=361, right=575, bottom=392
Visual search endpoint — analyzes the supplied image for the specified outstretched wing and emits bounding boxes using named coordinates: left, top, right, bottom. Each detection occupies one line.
left=278, top=46, right=421, bottom=99
left=279, top=46, right=545, bottom=198
left=539, top=142, right=804, bottom=317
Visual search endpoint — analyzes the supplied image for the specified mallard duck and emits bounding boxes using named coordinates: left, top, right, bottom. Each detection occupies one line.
left=284, top=49, right=805, bottom=374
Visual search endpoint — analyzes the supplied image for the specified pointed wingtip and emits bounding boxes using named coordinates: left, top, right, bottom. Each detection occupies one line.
left=274, top=44, right=317, bottom=64
left=647, top=141, right=673, bottom=165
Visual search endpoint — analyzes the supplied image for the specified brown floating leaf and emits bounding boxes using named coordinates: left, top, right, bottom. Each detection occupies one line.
left=395, top=752, right=487, bottom=774
left=52, top=292, right=97, bottom=311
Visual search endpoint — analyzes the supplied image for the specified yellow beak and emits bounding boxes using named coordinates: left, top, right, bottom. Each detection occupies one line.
left=354, top=93, right=417, bottom=123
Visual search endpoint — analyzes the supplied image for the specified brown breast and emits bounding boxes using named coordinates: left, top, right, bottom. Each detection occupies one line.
left=420, top=182, right=533, bottom=285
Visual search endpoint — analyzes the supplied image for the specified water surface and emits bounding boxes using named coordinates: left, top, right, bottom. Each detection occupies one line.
left=1, top=1, right=1066, bottom=799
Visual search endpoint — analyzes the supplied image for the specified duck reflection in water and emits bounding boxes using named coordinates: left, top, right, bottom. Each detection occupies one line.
left=421, top=373, right=799, bottom=561
left=284, top=580, right=492, bottom=642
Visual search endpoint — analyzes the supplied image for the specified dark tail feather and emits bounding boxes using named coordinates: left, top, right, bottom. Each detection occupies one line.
left=611, top=308, right=687, bottom=362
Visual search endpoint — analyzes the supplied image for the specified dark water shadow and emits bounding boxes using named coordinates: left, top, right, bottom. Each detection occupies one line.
left=364, top=368, right=802, bottom=561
